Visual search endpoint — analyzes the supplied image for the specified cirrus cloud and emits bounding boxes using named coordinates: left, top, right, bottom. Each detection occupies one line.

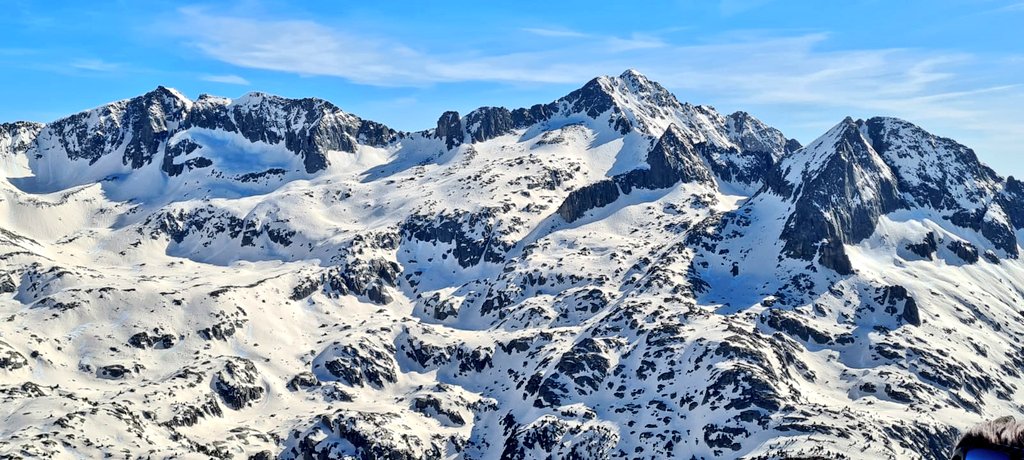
left=200, top=74, right=250, bottom=85
left=166, top=6, right=1024, bottom=177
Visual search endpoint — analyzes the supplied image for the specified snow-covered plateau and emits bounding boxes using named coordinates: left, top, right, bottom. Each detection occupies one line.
left=0, top=70, right=1022, bottom=459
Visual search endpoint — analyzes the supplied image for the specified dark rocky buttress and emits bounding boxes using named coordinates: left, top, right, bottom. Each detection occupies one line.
left=435, top=111, right=464, bottom=150
left=557, top=124, right=714, bottom=222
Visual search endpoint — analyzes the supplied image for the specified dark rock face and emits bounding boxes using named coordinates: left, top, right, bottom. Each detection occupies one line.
left=422, top=292, right=461, bottom=321
left=127, top=331, right=176, bottom=349
left=619, top=124, right=714, bottom=193
left=411, top=395, right=465, bottom=426
left=877, top=285, right=922, bottom=326
left=125, top=87, right=190, bottom=169
left=317, top=340, right=398, bottom=388
left=146, top=206, right=246, bottom=245
left=563, top=77, right=619, bottom=120
left=464, top=107, right=514, bottom=143
left=950, top=208, right=1019, bottom=259
left=761, top=309, right=841, bottom=344
left=716, top=111, right=793, bottom=184
left=248, top=451, right=274, bottom=460
left=1003, top=176, right=1024, bottom=230
left=163, top=393, right=224, bottom=428
left=184, top=94, right=394, bottom=174
left=704, top=338, right=785, bottom=418
left=289, top=277, right=322, bottom=301
left=236, top=167, right=286, bottom=183
left=0, top=273, right=16, bottom=293
left=533, top=338, right=611, bottom=407
left=96, top=364, right=132, bottom=380
left=212, top=357, right=265, bottom=410
left=0, top=341, right=28, bottom=371
left=240, top=221, right=296, bottom=248
left=320, top=384, right=356, bottom=403
left=287, top=372, right=320, bottom=391
left=767, top=116, right=1023, bottom=274
left=776, top=118, right=904, bottom=274
left=817, top=238, right=854, bottom=275
left=510, top=104, right=557, bottom=129
left=784, top=138, right=803, bottom=154
left=697, top=143, right=775, bottom=187
left=321, top=258, right=399, bottom=305
left=285, top=233, right=400, bottom=305
left=355, top=120, right=397, bottom=147
left=161, top=138, right=202, bottom=176
left=43, top=87, right=189, bottom=167
left=434, top=111, right=464, bottom=150
left=146, top=205, right=301, bottom=257
left=906, top=232, right=939, bottom=259
left=557, top=125, right=714, bottom=222
left=401, top=209, right=511, bottom=268
left=948, top=240, right=980, bottom=264
left=864, top=117, right=1018, bottom=258
left=0, top=121, right=44, bottom=158
left=556, top=180, right=620, bottom=223
left=197, top=320, right=243, bottom=341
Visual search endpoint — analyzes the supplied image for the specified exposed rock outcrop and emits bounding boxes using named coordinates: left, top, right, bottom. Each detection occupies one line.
left=212, top=357, right=265, bottom=410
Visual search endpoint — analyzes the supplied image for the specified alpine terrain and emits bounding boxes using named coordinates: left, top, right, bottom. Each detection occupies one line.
left=1, top=70, right=1022, bottom=459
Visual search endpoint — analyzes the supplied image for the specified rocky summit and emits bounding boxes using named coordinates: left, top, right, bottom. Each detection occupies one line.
left=0, top=70, right=1022, bottom=459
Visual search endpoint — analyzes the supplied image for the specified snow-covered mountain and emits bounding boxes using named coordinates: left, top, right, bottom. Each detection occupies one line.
left=0, top=70, right=1021, bottom=459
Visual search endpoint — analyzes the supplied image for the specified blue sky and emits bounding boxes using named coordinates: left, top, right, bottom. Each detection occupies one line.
left=2, top=0, right=1023, bottom=177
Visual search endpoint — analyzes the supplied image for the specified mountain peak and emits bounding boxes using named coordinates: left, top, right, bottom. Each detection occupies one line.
left=774, top=115, right=903, bottom=273
left=770, top=113, right=1023, bottom=274
left=616, top=68, right=657, bottom=91
left=608, top=69, right=675, bottom=102
left=619, top=68, right=647, bottom=79
left=149, top=85, right=190, bottom=103
left=565, top=70, right=677, bottom=111
left=780, top=115, right=899, bottom=196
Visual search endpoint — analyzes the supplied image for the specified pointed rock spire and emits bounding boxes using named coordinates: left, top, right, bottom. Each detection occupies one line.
left=434, top=111, right=464, bottom=150
left=617, top=124, right=714, bottom=194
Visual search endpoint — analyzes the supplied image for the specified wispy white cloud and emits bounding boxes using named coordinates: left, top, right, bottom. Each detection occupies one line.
left=605, top=34, right=667, bottom=51
left=170, top=8, right=990, bottom=115
left=174, top=8, right=448, bottom=86
left=166, top=7, right=1024, bottom=176
left=70, top=58, right=121, bottom=72
left=201, top=74, right=250, bottom=85
left=171, top=7, right=675, bottom=86
left=994, top=1, right=1024, bottom=12
left=521, top=27, right=590, bottom=38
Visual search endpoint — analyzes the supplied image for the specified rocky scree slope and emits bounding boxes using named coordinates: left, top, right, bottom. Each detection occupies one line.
left=0, top=70, right=1022, bottom=459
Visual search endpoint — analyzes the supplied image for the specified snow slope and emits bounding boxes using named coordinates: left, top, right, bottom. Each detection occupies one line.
left=0, top=70, right=1021, bottom=459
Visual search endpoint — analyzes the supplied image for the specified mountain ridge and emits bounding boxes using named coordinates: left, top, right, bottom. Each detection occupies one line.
left=0, top=70, right=1021, bottom=460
